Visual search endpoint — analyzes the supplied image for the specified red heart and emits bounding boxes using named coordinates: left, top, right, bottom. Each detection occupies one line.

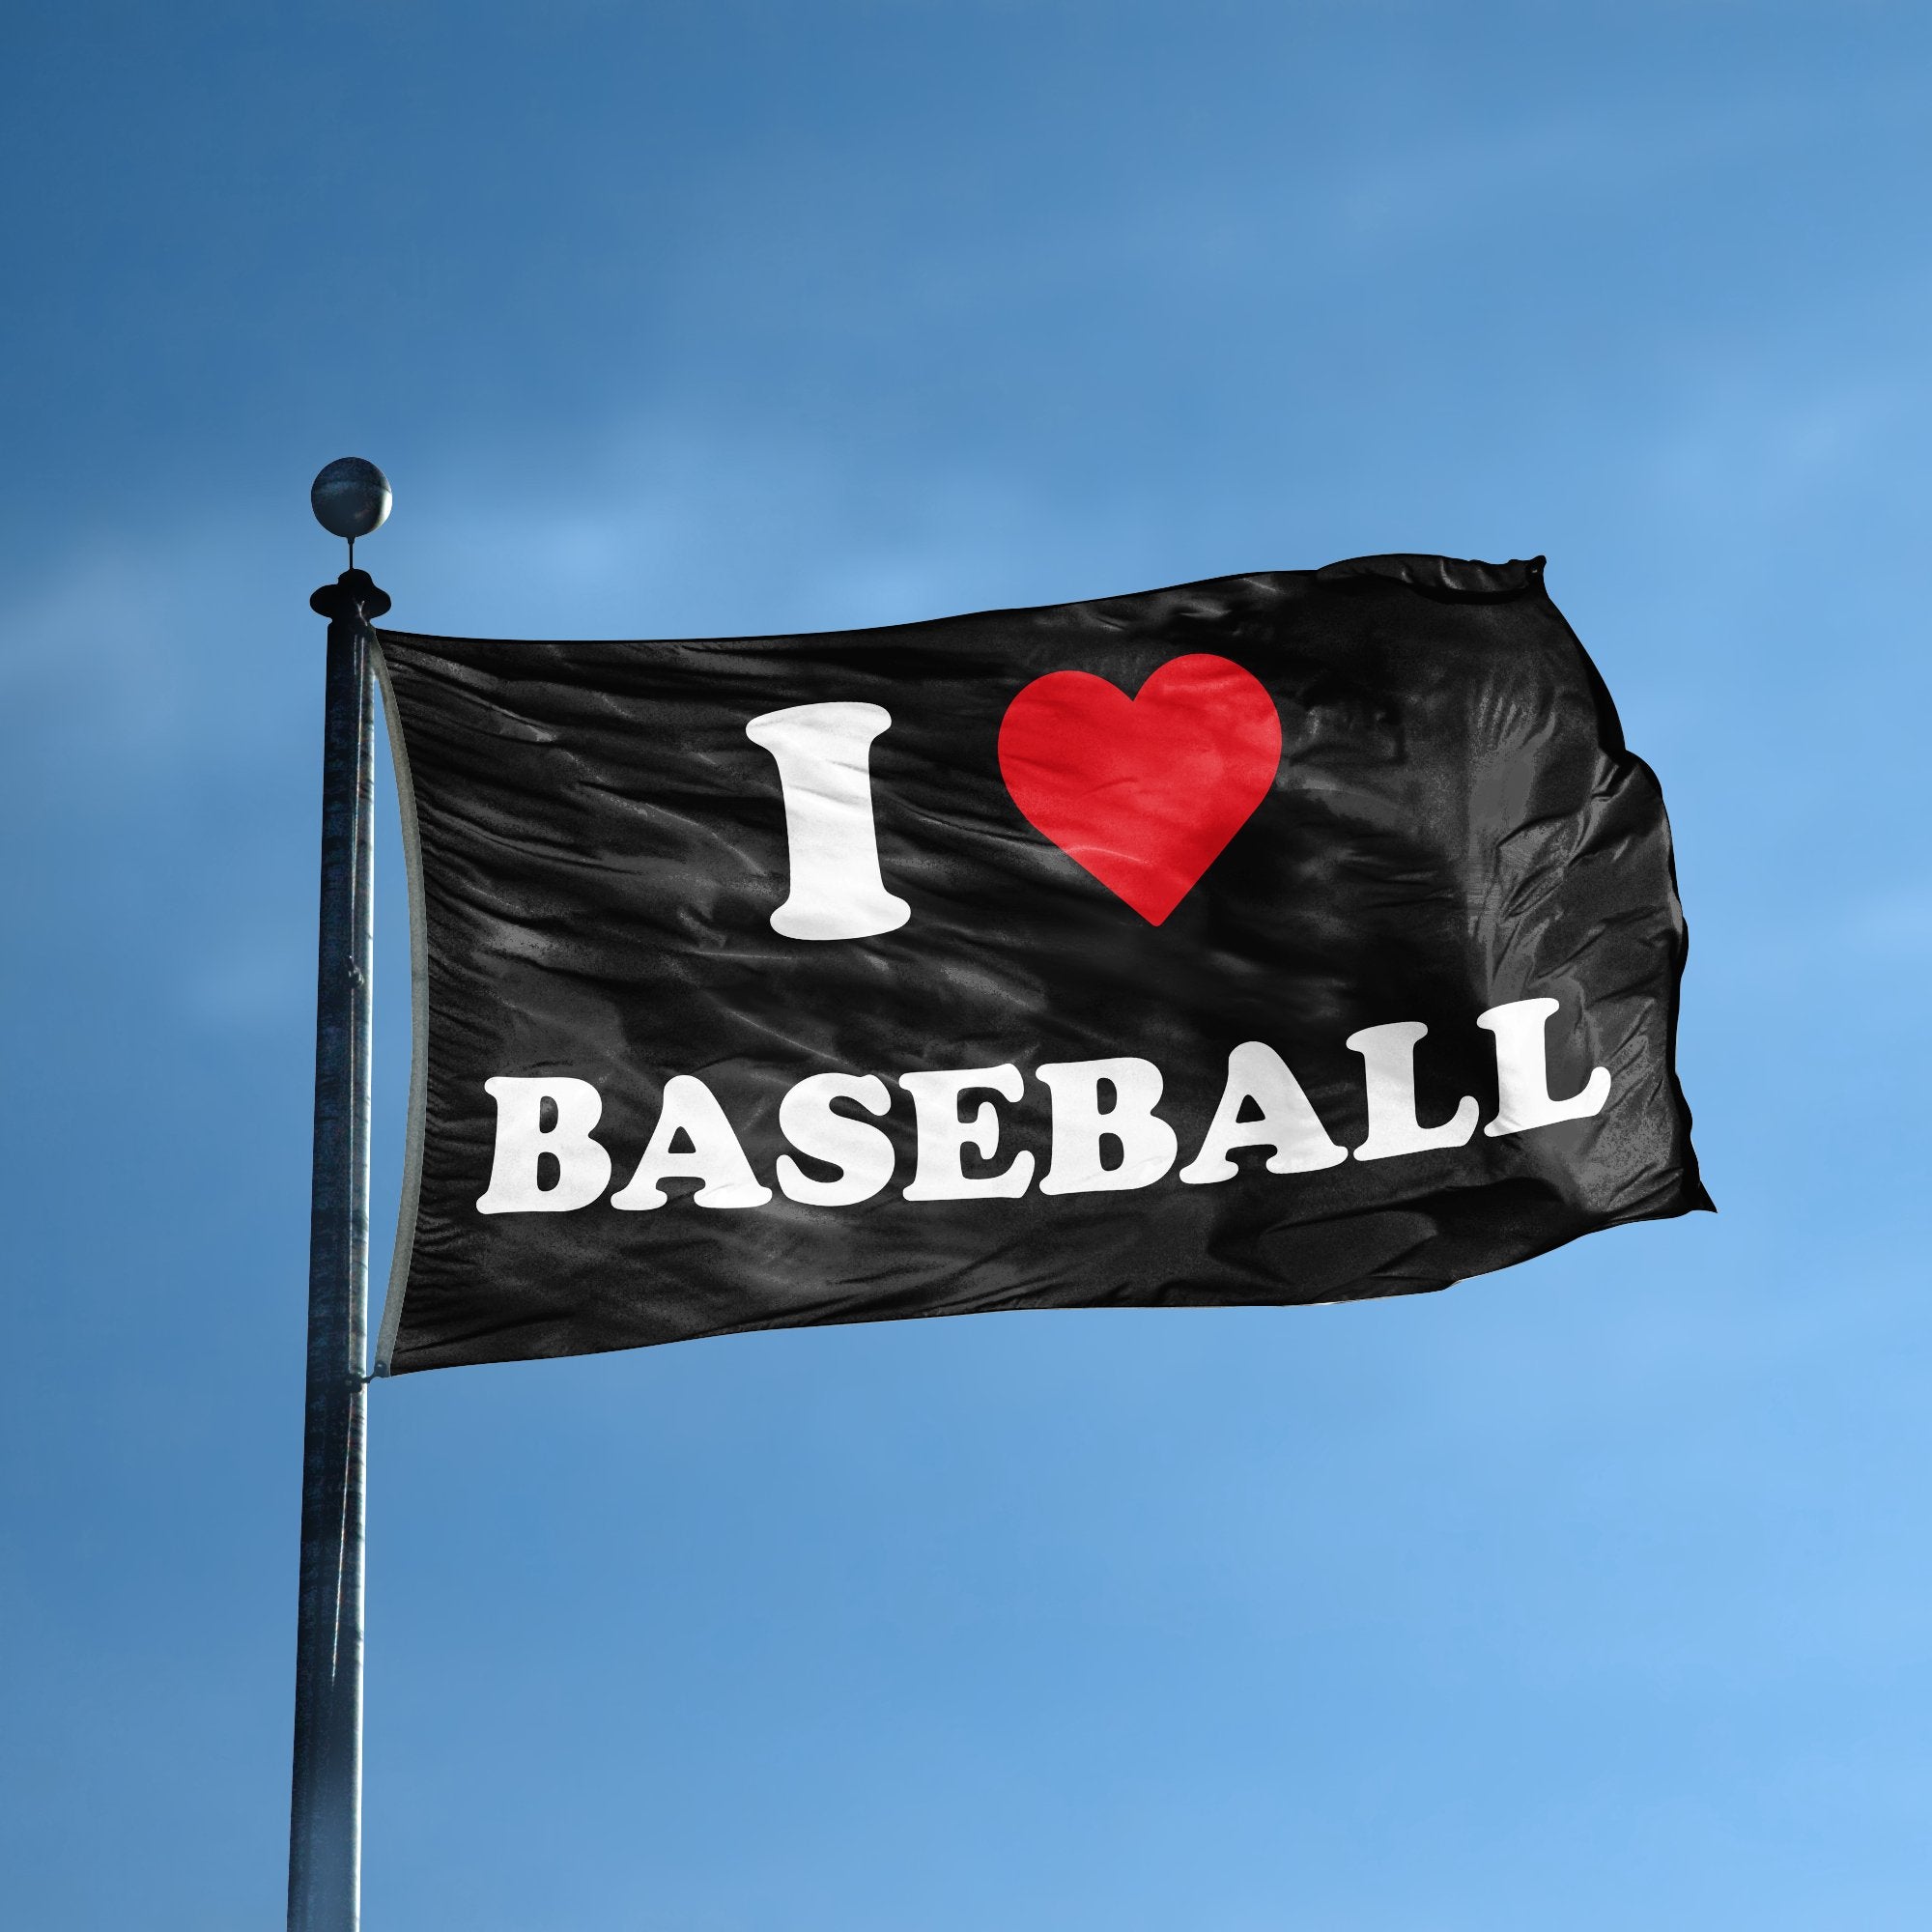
left=998, top=653, right=1282, bottom=924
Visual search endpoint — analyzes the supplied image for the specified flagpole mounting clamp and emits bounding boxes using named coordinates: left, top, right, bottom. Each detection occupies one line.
left=311, top=570, right=391, bottom=625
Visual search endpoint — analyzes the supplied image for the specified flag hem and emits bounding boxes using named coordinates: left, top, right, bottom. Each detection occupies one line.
left=371, top=635, right=430, bottom=1377
left=367, top=556, right=1545, bottom=658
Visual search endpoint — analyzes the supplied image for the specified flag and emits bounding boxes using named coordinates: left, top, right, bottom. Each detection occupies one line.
left=371, top=554, right=1707, bottom=1375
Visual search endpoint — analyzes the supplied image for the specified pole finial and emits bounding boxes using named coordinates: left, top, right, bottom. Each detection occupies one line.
left=310, top=458, right=392, bottom=567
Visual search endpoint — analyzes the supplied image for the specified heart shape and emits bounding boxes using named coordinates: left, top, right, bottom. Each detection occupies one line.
left=998, top=653, right=1282, bottom=924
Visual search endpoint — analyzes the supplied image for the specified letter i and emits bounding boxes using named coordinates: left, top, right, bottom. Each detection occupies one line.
left=746, top=702, right=911, bottom=941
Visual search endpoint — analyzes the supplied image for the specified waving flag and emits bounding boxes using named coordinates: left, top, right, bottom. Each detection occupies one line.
left=371, top=554, right=1706, bottom=1375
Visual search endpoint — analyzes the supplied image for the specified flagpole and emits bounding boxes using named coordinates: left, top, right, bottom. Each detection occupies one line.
left=290, top=463, right=391, bottom=1932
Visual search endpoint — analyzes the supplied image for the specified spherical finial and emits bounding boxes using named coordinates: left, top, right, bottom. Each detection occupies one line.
left=310, top=457, right=392, bottom=542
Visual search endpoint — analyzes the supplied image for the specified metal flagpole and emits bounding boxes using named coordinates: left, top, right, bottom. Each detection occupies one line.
left=290, top=461, right=392, bottom=1932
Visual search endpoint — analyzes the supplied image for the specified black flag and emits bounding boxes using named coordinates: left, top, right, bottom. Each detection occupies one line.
left=372, top=554, right=1706, bottom=1375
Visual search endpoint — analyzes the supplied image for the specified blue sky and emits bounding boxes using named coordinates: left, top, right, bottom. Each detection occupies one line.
left=5, top=3, right=1931, bottom=1926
